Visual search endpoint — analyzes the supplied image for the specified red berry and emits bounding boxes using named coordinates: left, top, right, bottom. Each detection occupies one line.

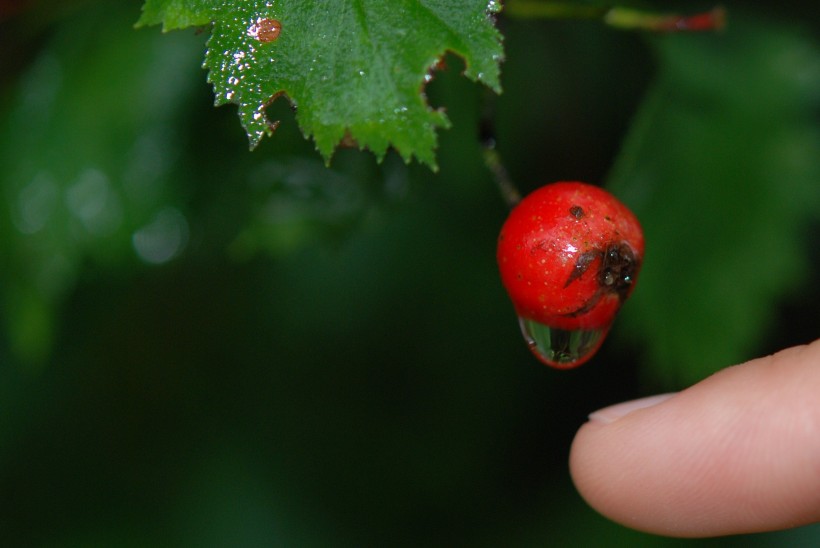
left=497, top=182, right=644, bottom=368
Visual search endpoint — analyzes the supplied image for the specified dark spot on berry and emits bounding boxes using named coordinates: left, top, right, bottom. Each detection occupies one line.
left=531, top=239, right=550, bottom=255
left=570, top=205, right=584, bottom=219
left=563, top=249, right=598, bottom=288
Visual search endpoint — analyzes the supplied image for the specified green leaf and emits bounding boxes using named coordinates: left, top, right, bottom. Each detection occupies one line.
left=137, top=0, right=504, bottom=169
left=607, top=18, right=820, bottom=387
left=136, top=0, right=224, bottom=30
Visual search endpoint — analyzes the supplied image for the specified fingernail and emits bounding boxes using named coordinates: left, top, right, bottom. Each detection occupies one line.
left=588, top=393, right=677, bottom=424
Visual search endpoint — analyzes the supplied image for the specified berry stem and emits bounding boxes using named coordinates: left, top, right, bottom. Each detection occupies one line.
left=504, top=1, right=608, bottom=20
left=483, top=141, right=521, bottom=208
left=480, top=101, right=521, bottom=208
left=504, top=2, right=726, bottom=33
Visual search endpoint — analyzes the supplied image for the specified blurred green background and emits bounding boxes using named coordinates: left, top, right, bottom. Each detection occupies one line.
left=1, top=0, right=818, bottom=545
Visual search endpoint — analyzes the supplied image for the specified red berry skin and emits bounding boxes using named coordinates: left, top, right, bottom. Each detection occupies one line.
left=497, top=182, right=644, bottom=333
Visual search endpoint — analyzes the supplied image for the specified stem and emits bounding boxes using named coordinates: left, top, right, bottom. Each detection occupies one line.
left=605, top=6, right=726, bottom=32
left=480, top=90, right=521, bottom=208
left=483, top=143, right=521, bottom=208
left=505, top=1, right=727, bottom=33
left=504, top=1, right=607, bottom=20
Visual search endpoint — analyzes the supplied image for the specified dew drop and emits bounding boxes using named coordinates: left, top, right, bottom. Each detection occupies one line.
left=486, top=0, right=502, bottom=14
left=248, top=17, right=282, bottom=43
left=518, top=316, right=609, bottom=369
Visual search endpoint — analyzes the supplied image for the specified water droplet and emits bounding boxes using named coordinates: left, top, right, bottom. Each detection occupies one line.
left=247, top=17, right=281, bottom=43
left=518, top=316, right=609, bottom=368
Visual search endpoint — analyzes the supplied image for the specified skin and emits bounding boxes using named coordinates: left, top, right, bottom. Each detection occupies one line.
left=569, top=338, right=820, bottom=537
left=497, top=182, right=644, bottom=331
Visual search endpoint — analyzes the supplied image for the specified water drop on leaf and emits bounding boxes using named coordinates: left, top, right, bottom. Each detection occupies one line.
left=248, top=17, right=281, bottom=43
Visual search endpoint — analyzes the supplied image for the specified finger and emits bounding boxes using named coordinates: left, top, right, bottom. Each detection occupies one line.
left=569, top=339, right=820, bottom=538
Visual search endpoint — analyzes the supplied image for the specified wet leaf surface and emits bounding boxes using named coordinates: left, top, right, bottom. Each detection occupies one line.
left=137, top=0, right=504, bottom=168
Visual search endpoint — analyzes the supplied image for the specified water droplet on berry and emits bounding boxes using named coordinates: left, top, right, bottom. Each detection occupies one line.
left=517, top=317, right=609, bottom=369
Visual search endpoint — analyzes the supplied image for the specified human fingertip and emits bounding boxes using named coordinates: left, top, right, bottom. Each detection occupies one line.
left=571, top=340, right=820, bottom=537
left=587, top=393, right=677, bottom=425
